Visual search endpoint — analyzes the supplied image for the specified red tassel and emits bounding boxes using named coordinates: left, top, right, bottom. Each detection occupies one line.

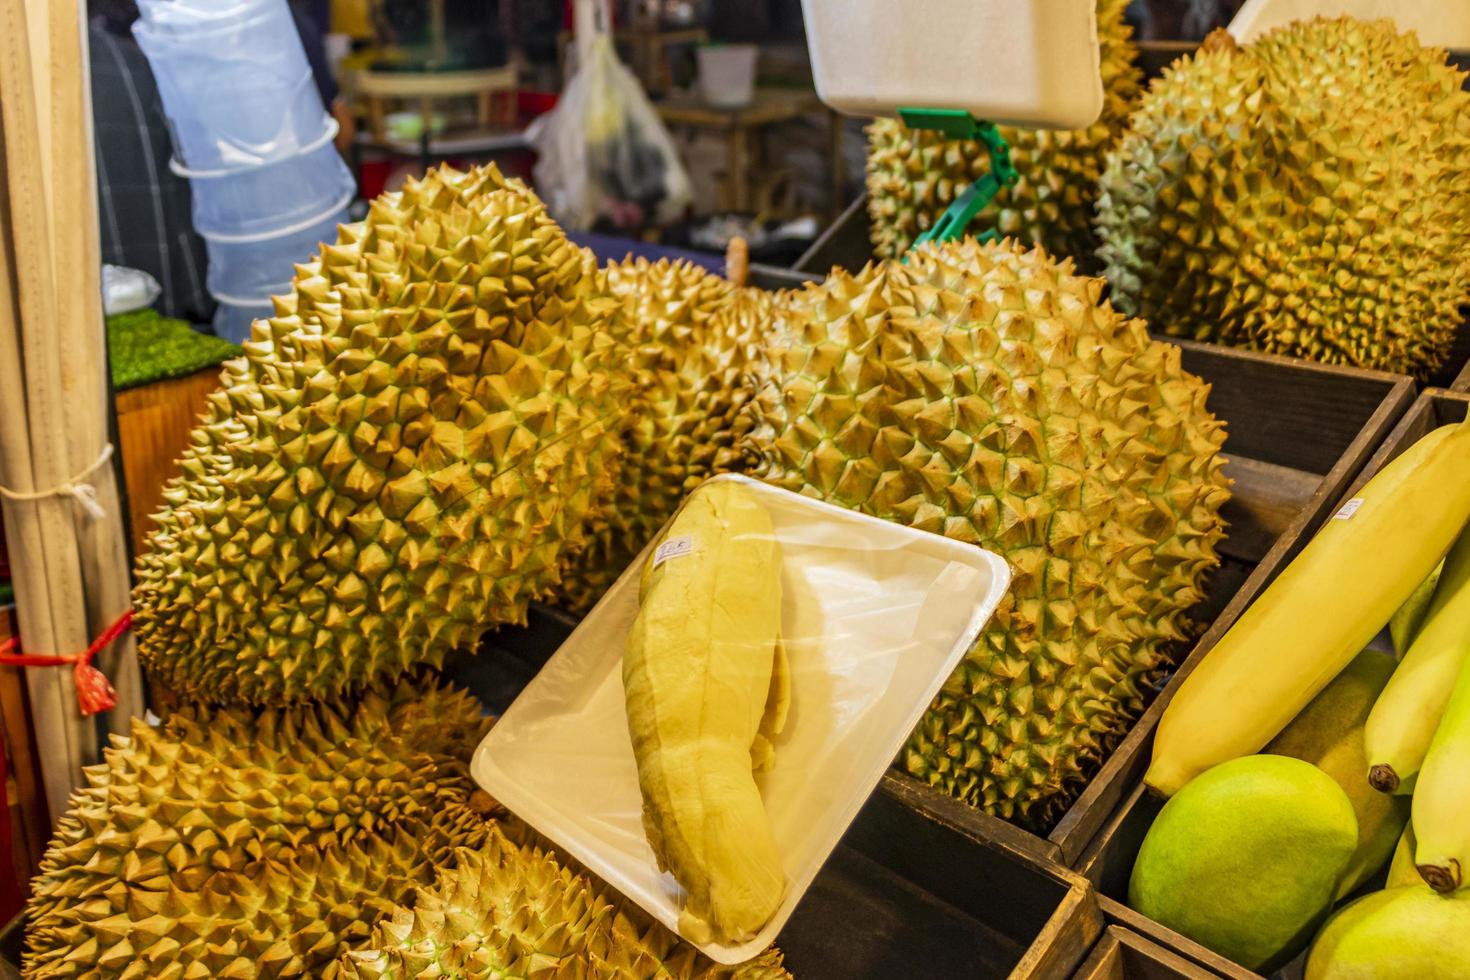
left=0, top=609, right=131, bottom=716
left=73, top=662, right=118, bottom=717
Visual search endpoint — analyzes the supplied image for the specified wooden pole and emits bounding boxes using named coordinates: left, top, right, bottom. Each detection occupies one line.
left=0, top=0, right=144, bottom=820
left=46, top=0, right=142, bottom=728
left=0, top=0, right=97, bottom=819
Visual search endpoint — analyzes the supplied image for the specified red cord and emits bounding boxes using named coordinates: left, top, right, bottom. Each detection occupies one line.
left=0, top=609, right=130, bottom=716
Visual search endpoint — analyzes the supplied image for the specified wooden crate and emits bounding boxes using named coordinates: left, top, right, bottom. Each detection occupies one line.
left=1454, top=349, right=1470, bottom=393
left=452, top=610, right=1103, bottom=979
left=113, top=368, right=220, bottom=558
left=1074, top=924, right=1240, bottom=980
left=792, top=195, right=1470, bottom=388
left=1075, top=389, right=1470, bottom=977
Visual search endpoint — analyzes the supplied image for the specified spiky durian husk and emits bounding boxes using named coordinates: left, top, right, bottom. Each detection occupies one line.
left=749, top=237, right=1230, bottom=828
left=133, top=165, right=631, bottom=705
left=557, top=260, right=772, bottom=612
left=23, top=678, right=493, bottom=979
left=864, top=0, right=1142, bottom=263
left=1095, top=18, right=1470, bottom=377
left=338, top=822, right=790, bottom=979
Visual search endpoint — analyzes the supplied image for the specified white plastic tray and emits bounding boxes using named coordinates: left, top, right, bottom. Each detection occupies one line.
left=798, top=0, right=1105, bottom=129
left=1230, top=0, right=1470, bottom=51
left=473, top=474, right=1011, bottom=964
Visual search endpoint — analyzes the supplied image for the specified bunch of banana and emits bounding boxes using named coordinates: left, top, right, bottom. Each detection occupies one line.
left=1133, top=418, right=1470, bottom=975
left=1148, top=420, right=1470, bottom=796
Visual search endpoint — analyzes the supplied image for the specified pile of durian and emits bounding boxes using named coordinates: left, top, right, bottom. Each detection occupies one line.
left=867, top=10, right=1470, bottom=377
left=32, top=150, right=1240, bottom=972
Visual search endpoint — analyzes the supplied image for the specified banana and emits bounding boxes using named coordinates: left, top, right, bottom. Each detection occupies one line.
left=1147, top=422, right=1470, bottom=798
left=1387, top=821, right=1419, bottom=889
left=1389, top=562, right=1442, bottom=657
left=624, top=481, right=786, bottom=944
left=1412, top=630, right=1470, bottom=893
left=1364, top=523, right=1470, bottom=793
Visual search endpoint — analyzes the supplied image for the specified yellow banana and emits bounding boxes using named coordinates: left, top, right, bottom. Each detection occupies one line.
left=1148, top=422, right=1470, bottom=797
left=624, top=481, right=786, bottom=944
left=1386, top=821, right=1419, bottom=889
left=1364, top=523, right=1470, bottom=793
left=1412, top=630, right=1470, bottom=893
left=1389, top=562, right=1442, bottom=657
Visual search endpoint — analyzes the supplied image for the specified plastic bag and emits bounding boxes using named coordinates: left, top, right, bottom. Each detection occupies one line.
left=101, top=265, right=162, bottom=316
left=473, top=474, right=1010, bottom=964
left=527, top=34, right=692, bottom=229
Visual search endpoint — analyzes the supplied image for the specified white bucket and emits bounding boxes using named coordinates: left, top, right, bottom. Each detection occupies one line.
left=211, top=297, right=273, bottom=344
left=798, top=0, right=1104, bottom=129
left=177, top=122, right=354, bottom=239
left=697, top=44, right=758, bottom=108
left=204, top=206, right=347, bottom=303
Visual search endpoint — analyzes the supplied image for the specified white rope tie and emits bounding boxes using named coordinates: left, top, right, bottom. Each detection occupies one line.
left=0, top=444, right=115, bottom=520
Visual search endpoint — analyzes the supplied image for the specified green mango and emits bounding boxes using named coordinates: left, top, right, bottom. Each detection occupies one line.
left=1307, top=884, right=1470, bottom=979
left=1266, top=648, right=1409, bottom=896
left=1391, top=562, right=1443, bottom=658
left=1130, top=755, right=1358, bottom=972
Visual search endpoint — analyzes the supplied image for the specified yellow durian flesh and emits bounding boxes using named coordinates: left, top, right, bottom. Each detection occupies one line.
left=624, top=481, right=785, bottom=945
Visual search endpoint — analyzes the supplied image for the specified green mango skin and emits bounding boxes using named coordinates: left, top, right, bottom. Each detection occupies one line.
left=1130, top=755, right=1358, bottom=972
left=1266, top=649, right=1410, bottom=897
left=1307, top=885, right=1470, bottom=979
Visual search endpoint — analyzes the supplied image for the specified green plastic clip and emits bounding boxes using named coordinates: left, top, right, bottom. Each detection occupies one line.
left=898, top=108, right=1018, bottom=253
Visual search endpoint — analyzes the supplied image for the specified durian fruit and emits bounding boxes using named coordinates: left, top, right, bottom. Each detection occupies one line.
left=1095, top=18, right=1470, bottom=377
left=557, top=258, right=770, bottom=612
left=624, top=481, right=786, bottom=945
left=23, top=677, right=493, bottom=979
left=338, top=822, right=792, bottom=979
left=133, top=164, right=631, bottom=705
left=749, top=237, right=1230, bottom=827
left=864, top=0, right=1142, bottom=263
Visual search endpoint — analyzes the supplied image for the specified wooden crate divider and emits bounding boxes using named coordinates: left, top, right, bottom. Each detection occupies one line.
left=1075, top=389, right=1470, bottom=978
left=1073, top=923, right=1240, bottom=980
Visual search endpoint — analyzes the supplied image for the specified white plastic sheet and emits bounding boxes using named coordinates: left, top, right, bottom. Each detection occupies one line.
left=526, top=33, right=692, bottom=229
left=100, top=265, right=161, bottom=316
left=473, top=474, right=1010, bottom=964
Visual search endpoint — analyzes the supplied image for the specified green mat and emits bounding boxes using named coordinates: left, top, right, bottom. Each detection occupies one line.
left=107, top=309, right=240, bottom=391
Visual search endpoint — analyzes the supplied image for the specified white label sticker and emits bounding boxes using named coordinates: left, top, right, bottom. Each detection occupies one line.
left=1333, top=497, right=1365, bottom=522
left=652, top=535, right=695, bottom=568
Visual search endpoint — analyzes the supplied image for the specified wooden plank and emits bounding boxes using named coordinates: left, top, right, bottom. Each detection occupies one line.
left=1092, top=906, right=1260, bottom=980
left=1429, top=309, right=1470, bottom=390
left=354, top=65, right=518, bottom=97
left=1452, top=341, right=1470, bottom=393
left=113, top=369, right=221, bottom=558
left=0, top=0, right=99, bottom=819
left=1073, top=926, right=1233, bottom=980
left=793, top=193, right=870, bottom=275
left=1214, top=457, right=1320, bottom=565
